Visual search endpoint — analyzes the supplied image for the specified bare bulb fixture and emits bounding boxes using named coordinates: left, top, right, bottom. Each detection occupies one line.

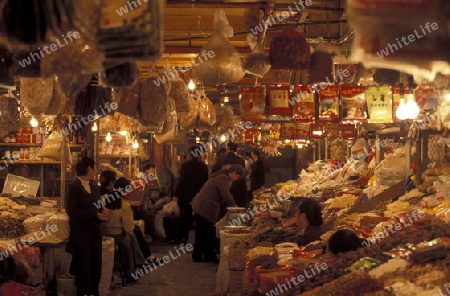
left=132, top=140, right=139, bottom=149
left=120, top=130, right=127, bottom=136
left=91, top=122, right=98, bottom=132
left=188, top=79, right=196, bottom=91
left=30, top=117, right=38, bottom=127
left=106, top=132, right=112, bottom=142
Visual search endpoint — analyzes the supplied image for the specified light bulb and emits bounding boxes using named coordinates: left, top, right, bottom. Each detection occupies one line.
left=91, top=122, right=98, bottom=132
left=220, top=134, right=227, bottom=142
left=132, top=140, right=139, bottom=149
left=195, top=136, right=200, bottom=143
left=106, top=132, right=112, bottom=142
left=120, top=130, right=127, bottom=136
left=405, top=94, right=420, bottom=119
left=188, top=79, right=196, bottom=91
left=396, top=98, right=408, bottom=120
left=223, top=96, right=230, bottom=103
left=30, top=117, right=38, bottom=127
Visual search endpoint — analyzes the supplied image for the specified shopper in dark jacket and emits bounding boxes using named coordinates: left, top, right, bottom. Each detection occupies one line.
left=176, top=146, right=209, bottom=244
left=250, top=149, right=265, bottom=191
left=295, top=198, right=324, bottom=246
left=65, top=157, right=110, bottom=296
left=191, top=165, right=245, bottom=263
left=215, top=142, right=248, bottom=207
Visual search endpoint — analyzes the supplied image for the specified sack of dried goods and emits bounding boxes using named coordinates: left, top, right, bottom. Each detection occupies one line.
left=20, top=78, right=54, bottom=115
left=269, top=28, right=311, bottom=70
left=114, top=80, right=142, bottom=119
left=100, top=62, right=140, bottom=87
left=178, top=96, right=199, bottom=130
left=308, top=40, right=333, bottom=84
left=198, top=95, right=216, bottom=127
left=192, top=10, right=245, bottom=85
left=157, top=97, right=177, bottom=136
left=212, top=104, right=237, bottom=134
left=45, top=76, right=68, bottom=115
left=244, top=34, right=271, bottom=78
left=139, top=76, right=168, bottom=125
left=169, top=78, right=190, bottom=112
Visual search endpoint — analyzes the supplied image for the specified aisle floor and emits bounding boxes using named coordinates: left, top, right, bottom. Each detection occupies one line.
left=109, top=232, right=218, bottom=296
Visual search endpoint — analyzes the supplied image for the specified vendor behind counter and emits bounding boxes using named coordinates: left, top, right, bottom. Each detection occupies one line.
left=294, top=197, right=324, bottom=246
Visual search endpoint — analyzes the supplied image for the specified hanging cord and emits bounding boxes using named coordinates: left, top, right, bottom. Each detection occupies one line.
left=191, top=4, right=207, bottom=37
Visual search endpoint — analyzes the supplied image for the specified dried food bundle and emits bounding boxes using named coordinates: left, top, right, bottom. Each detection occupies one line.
left=46, top=76, right=68, bottom=115
left=157, top=65, right=172, bottom=96
left=269, top=28, right=311, bottom=70
left=198, top=94, right=216, bottom=127
left=178, top=96, right=199, bottom=130
left=212, top=103, right=237, bottom=135
left=114, top=80, right=142, bottom=119
left=100, top=62, right=140, bottom=87
left=0, top=0, right=76, bottom=46
left=169, top=79, right=190, bottom=112
left=20, top=77, right=54, bottom=115
left=244, top=34, right=271, bottom=78
left=308, top=40, right=333, bottom=84
left=138, top=76, right=168, bottom=126
left=157, top=97, right=177, bottom=136
left=37, top=132, right=71, bottom=162
left=192, top=10, right=245, bottom=85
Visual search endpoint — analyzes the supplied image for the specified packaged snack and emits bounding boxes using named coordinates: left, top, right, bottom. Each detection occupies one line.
left=341, top=86, right=367, bottom=122
left=295, top=123, right=310, bottom=140
left=318, top=86, right=339, bottom=122
left=267, top=86, right=291, bottom=116
left=240, top=86, right=266, bottom=122
left=281, top=123, right=296, bottom=140
left=366, top=86, right=393, bottom=123
left=292, top=85, right=315, bottom=122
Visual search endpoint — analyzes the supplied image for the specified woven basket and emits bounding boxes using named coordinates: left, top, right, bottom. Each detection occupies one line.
left=97, top=0, right=163, bottom=62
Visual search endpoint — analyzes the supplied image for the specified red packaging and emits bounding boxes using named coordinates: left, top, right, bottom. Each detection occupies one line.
left=324, top=123, right=339, bottom=139
left=36, top=134, right=42, bottom=144
left=16, top=133, right=23, bottom=144
left=245, top=128, right=255, bottom=144
left=340, top=124, right=356, bottom=139
left=281, top=123, right=296, bottom=140
left=310, top=123, right=324, bottom=139
left=318, top=86, right=339, bottom=122
left=31, top=134, right=36, bottom=144
left=267, top=86, right=291, bottom=116
left=295, top=123, right=310, bottom=140
left=341, top=86, right=367, bottom=122
left=240, top=86, right=266, bottom=122
left=292, top=85, right=315, bottom=122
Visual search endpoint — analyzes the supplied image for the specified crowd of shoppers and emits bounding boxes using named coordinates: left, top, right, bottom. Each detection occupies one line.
left=64, top=144, right=265, bottom=294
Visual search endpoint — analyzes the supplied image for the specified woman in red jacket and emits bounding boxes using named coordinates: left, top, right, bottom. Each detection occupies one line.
left=191, top=164, right=245, bottom=263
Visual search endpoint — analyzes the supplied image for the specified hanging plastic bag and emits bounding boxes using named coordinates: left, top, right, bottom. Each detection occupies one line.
left=192, top=10, right=245, bottom=85
left=198, top=91, right=217, bottom=127
left=115, top=80, right=142, bottom=119
left=37, top=132, right=71, bottom=162
left=157, top=97, right=177, bottom=135
left=20, top=78, right=54, bottom=115
left=269, top=28, right=311, bottom=70
left=170, top=78, right=190, bottom=112
left=178, top=96, right=199, bottom=130
left=308, top=40, right=333, bottom=84
left=138, top=76, right=168, bottom=125
left=45, top=76, right=68, bottom=115
left=212, top=103, right=237, bottom=135
left=244, top=34, right=271, bottom=78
